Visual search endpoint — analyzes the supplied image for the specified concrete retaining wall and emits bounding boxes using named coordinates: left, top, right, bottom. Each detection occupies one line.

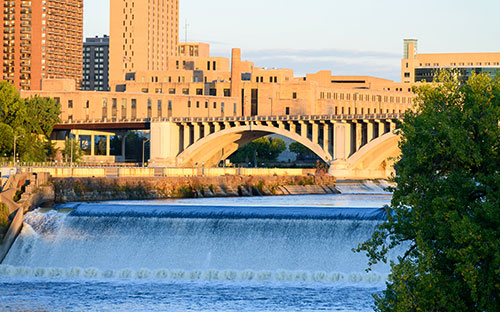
left=24, top=167, right=318, bottom=178
left=0, top=208, right=23, bottom=263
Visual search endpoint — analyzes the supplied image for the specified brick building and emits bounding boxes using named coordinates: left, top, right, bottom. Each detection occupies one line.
left=0, top=0, right=83, bottom=90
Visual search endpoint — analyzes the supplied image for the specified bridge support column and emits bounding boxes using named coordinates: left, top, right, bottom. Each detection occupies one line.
left=298, top=121, right=307, bottom=138
left=150, top=122, right=181, bottom=166
left=203, top=122, right=211, bottom=136
left=366, top=120, right=375, bottom=142
left=106, top=135, right=111, bottom=156
left=355, top=121, right=363, bottom=152
left=389, top=120, right=397, bottom=132
left=290, top=122, right=297, bottom=135
left=321, top=121, right=333, bottom=160
left=193, top=123, right=201, bottom=143
left=90, top=134, right=95, bottom=156
left=377, top=120, right=386, bottom=137
left=333, top=122, right=352, bottom=160
left=182, top=123, right=191, bottom=150
left=214, top=122, right=221, bottom=132
left=312, top=122, right=319, bottom=144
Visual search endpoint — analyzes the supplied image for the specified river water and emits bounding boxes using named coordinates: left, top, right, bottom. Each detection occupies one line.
left=0, top=184, right=396, bottom=311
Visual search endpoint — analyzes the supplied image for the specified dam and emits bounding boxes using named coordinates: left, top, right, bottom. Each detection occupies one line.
left=0, top=186, right=399, bottom=311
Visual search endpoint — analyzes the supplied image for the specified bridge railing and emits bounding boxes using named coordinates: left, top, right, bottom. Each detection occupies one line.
left=56, top=113, right=405, bottom=126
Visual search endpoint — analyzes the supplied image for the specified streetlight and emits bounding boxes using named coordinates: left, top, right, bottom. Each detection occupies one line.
left=142, top=139, right=150, bottom=167
left=13, top=134, right=20, bottom=167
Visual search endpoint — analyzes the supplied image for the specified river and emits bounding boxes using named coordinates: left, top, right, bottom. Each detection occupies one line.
left=0, top=183, right=398, bottom=311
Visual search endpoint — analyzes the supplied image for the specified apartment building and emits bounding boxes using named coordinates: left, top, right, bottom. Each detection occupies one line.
left=109, top=0, right=179, bottom=83
left=82, top=35, right=110, bottom=91
left=0, top=0, right=83, bottom=90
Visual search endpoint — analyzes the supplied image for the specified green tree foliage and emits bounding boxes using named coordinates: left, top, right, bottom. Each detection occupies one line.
left=24, top=95, right=61, bottom=137
left=230, top=136, right=286, bottom=165
left=62, top=138, right=83, bottom=163
left=289, top=142, right=316, bottom=160
left=0, top=81, right=25, bottom=129
left=0, top=82, right=60, bottom=162
left=0, top=123, right=13, bottom=156
left=356, top=73, right=500, bottom=311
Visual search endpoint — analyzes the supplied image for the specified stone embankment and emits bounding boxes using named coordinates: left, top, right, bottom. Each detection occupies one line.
left=53, top=175, right=338, bottom=203
left=0, top=172, right=54, bottom=263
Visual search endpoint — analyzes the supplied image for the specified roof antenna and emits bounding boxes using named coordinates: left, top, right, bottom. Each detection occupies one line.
left=184, top=19, right=189, bottom=43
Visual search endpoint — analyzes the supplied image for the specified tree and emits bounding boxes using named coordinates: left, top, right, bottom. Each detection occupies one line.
left=0, top=81, right=25, bottom=130
left=24, top=95, right=61, bottom=138
left=62, top=138, right=83, bottom=163
left=356, top=73, right=500, bottom=311
left=289, top=142, right=316, bottom=160
left=230, top=136, right=287, bottom=165
left=0, top=123, right=13, bottom=156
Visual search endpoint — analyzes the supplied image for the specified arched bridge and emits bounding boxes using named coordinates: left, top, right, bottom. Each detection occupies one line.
left=149, top=113, right=402, bottom=179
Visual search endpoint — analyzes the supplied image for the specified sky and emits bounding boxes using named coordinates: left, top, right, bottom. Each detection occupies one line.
left=84, top=0, right=500, bottom=81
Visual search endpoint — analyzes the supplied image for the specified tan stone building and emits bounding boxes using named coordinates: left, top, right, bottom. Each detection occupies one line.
left=109, top=0, right=179, bottom=83
left=24, top=45, right=414, bottom=123
left=401, top=39, right=500, bottom=83
left=0, top=0, right=83, bottom=90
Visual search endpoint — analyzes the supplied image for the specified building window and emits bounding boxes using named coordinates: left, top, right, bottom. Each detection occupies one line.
left=292, top=92, right=297, bottom=99
left=121, top=99, right=127, bottom=119
left=157, top=100, right=162, bottom=118
left=102, top=98, right=108, bottom=119
left=131, top=99, right=137, bottom=119
left=68, top=100, right=73, bottom=109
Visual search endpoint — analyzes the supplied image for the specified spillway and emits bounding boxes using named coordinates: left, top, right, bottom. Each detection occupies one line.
left=0, top=194, right=399, bottom=311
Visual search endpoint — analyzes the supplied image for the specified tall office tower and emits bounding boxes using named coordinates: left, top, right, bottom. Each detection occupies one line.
left=109, top=0, right=179, bottom=83
left=83, top=36, right=110, bottom=91
left=0, top=0, right=83, bottom=90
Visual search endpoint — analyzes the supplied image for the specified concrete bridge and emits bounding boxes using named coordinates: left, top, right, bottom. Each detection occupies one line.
left=55, top=112, right=402, bottom=179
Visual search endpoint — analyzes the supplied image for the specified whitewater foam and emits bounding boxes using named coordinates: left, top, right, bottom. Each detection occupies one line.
left=0, top=264, right=385, bottom=284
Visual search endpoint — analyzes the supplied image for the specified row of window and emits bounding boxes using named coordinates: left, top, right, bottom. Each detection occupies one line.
left=319, top=92, right=413, bottom=104
left=419, top=62, right=500, bottom=67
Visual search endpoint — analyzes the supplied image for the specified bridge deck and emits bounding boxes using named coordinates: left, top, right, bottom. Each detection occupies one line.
left=54, top=113, right=404, bottom=130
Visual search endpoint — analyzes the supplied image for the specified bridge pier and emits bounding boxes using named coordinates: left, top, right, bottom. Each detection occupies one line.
left=150, top=122, right=181, bottom=166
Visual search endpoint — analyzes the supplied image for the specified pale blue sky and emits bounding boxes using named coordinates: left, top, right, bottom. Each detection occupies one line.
left=84, top=0, right=500, bottom=81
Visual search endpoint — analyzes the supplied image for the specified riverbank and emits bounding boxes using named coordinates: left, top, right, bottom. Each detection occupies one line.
left=53, top=175, right=338, bottom=203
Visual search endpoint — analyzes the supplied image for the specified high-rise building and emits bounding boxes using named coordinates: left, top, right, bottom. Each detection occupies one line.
left=401, top=39, right=500, bottom=83
left=109, top=0, right=179, bottom=83
left=83, top=36, right=110, bottom=91
left=0, top=0, right=83, bottom=90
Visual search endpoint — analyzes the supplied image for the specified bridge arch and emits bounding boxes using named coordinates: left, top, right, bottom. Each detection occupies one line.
left=330, top=132, right=401, bottom=179
left=177, top=124, right=331, bottom=167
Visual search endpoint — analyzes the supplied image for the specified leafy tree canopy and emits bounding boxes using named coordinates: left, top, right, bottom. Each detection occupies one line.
left=0, top=123, right=13, bottom=156
left=0, top=81, right=61, bottom=161
left=230, top=136, right=287, bottom=164
left=357, top=73, right=500, bottom=311
left=0, top=81, right=25, bottom=129
left=24, top=95, right=61, bottom=138
left=289, top=142, right=316, bottom=160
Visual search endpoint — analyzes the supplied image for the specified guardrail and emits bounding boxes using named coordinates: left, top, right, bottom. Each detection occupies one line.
left=55, top=113, right=405, bottom=127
